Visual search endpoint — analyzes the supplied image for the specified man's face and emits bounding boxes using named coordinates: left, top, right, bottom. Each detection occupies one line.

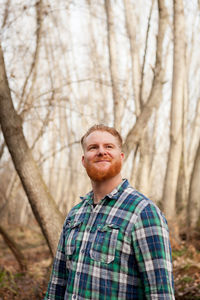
left=82, top=130, right=124, bottom=182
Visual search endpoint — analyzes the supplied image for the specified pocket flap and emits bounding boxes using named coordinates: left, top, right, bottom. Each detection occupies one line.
left=66, top=220, right=82, bottom=229
left=99, top=223, right=120, bottom=232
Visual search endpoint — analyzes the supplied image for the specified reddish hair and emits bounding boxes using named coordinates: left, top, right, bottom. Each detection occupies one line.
left=81, top=124, right=123, bottom=149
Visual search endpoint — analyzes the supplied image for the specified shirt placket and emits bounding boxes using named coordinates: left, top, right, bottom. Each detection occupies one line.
left=72, top=202, right=103, bottom=299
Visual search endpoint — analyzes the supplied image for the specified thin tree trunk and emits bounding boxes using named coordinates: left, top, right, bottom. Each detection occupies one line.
left=135, top=130, right=151, bottom=196
left=20, top=0, right=43, bottom=115
left=0, top=141, right=5, bottom=159
left=176, top=66, right=189, bottom=219
left=188, top=99, right=200, bottom=177
left=124, top=0, right=141, bottom=116
left=130, top=144, right=139, bottom=186
left=0, top=44, right=64, bottom=256
left=0, top=225, right=27, bottom=271
left=138, top=0, right=155, bottom=108
left=105, top=0, right=123, bottom=131
left=187, top=141, right=200, bottom=238
left=163, top=0, right=185, bottom=220
left=87, top=1, right=110, bottom=123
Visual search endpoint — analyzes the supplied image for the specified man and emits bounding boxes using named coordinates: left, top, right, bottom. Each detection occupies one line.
left=44, top=124, right=175, bottom=299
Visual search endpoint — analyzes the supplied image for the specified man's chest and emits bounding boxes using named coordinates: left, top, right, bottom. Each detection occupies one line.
left=64, top=202, right=137, bottom=265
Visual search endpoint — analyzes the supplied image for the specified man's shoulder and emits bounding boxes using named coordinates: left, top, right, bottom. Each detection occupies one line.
left=62, top=198, right=86, bottom=225
left=122, top=182, right=149, bottom=206
left=122, top=183, right=163, bottom=218
left=128, top=187, right=167, bottom=226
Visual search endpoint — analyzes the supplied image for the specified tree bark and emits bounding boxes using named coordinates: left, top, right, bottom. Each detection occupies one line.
left=163, top=0, right=185, bottom=219
left=0, top=44, right=64, bottom=256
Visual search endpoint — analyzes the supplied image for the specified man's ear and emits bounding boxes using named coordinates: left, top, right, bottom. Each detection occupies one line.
left=82, top=155, right=86, bottom=168
left=121, top=152, right=125, bottom=161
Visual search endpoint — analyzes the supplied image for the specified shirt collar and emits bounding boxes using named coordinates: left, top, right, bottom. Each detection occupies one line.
left=80, top=178, right=129, bottom=204
left=107, top=178, right=129, bottom=200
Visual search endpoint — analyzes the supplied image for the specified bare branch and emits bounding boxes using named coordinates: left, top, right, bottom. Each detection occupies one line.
left=1, top=0, right=11, bottom=29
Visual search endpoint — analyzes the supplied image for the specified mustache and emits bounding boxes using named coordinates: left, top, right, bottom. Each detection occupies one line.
left=93, top=157, right=111, bottom=162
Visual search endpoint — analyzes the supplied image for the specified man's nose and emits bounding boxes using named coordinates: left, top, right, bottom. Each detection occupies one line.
left=97, top=145, right=106, bottom=156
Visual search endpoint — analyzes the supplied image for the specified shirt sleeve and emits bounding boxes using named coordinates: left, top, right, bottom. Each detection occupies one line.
left=132, top=203, right=175, bottom=299
left=44, top=225, right=68, bottom=300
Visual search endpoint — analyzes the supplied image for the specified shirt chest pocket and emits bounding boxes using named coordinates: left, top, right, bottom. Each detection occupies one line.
left=64, top=220, right=82, bottom=255
left=90, top=223, right=119, bottom=264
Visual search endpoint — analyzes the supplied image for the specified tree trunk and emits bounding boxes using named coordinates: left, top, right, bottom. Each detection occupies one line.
left=176, top=78, right=189, bottom=221
left=105, top=0, right=123, bottom=132
left=124, top=0, right=141, bottom=117
left=163, top=0, right=185, bottom=220
left=188, top=99, right=200, bottom=178
left=0, top=44, right=64, bottom=256
left=0, top=225, right=27, bottom=271
left=135, top=130, right=151, bottom=196
left=187, top=141, right=200, bottom=238
left=20, top=0, right=43, bottom=114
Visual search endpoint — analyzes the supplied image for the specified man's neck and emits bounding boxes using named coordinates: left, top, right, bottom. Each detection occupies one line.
left=91, top=174, right=123, bottom=204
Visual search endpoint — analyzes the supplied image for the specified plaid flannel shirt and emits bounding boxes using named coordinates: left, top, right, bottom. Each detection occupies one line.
left=44, top=179, right=175, bottom=300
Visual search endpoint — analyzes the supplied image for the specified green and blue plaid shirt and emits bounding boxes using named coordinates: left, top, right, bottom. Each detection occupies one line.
left=45, top=179, right=174, bottom=299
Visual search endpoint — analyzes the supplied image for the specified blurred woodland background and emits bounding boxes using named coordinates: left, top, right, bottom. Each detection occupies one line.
left=0, top=0, right=200, bottom=299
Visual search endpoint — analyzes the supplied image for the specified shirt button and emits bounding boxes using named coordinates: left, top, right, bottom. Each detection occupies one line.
left=86, top=227, right=90, bottom=232
left=73, top=295, right=77, bottom=299
left=77, top=272, right=80, bottom=276
left=81, top=249, right=85, bottom=253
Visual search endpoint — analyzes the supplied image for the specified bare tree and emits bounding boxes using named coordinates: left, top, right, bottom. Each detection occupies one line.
left=0, top=44, right=64, bottom=256
left=163, top=0, right=185, bottom=220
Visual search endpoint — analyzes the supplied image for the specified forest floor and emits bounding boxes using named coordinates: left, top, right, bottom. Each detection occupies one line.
left=0, top=225, right=200, bottom=300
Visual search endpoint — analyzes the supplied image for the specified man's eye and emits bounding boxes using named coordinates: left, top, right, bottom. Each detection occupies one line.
left=106, top=145, right=113, bottom=148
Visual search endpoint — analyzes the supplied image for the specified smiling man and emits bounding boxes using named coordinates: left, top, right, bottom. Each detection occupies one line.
left=44, top=124, right=175, bottom=300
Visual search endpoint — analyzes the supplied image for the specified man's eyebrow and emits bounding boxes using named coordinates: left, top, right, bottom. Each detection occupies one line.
left=104, top=143, right=115, bottom=146
left=87, top=143, right=98, bottom=148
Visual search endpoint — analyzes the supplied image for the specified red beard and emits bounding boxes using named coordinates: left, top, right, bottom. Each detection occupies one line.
left=84, top=157, right=122, bottom=182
